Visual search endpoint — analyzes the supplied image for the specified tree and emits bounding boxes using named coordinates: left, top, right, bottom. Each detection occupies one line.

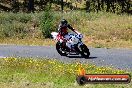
left=86, top=0, right=90, bottom=12
left=12, top=0, right=19, bottom=12
left=97, top=0, right=101, bottom=12
left=61, top=0, right=64, bottom=12
left=106, top=0, right=110, bottom=12
left=28, top=0, right=34, bottom=12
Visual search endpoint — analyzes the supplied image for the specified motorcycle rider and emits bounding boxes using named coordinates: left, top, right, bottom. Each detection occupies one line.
left=57, top=19, right=80, bottom=50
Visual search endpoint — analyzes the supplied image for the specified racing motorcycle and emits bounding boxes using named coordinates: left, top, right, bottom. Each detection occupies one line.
left=51, top=32, right=90, bottom=57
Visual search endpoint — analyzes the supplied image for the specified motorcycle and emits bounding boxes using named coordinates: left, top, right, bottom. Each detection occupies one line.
left=51, top=32, right=90, bottom=57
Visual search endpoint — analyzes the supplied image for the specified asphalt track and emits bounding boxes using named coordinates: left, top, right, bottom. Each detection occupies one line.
left=0, top=45, right=132, bottom=71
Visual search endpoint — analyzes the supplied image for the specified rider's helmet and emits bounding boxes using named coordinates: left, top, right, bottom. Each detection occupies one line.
left=60, top=19, right=68, bottom=27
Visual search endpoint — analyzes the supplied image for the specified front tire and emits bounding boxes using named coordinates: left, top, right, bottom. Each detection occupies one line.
left=56, top=41, right=68, bottom=56
left=79, top=44, right=90, bottom=58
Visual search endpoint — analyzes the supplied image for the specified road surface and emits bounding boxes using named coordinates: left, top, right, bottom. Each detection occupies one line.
left=0, top=45, right=132, bottom=71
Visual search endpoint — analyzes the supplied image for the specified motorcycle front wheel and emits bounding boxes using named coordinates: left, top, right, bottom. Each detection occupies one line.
left=56, top=41, right=68, bottom=56
left=79, top=44, right=90, bottom=58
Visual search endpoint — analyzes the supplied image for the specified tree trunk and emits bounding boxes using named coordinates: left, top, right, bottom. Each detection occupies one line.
left=86, top=0, right=90, bottom=12
left=97, top=0, right=101, bottom=12
left=22, top=0, right=27, bottom=12
left=101, top=0, right=104, bottom=10
left=111, top=0, right=116, bottom=13
left=61, top=0, right=63, bottom=12
left=28, top=0, right=34, bottom=12
left=12, top=0, right=19, bottom=12
left=106, top=0, right=110, bottom=12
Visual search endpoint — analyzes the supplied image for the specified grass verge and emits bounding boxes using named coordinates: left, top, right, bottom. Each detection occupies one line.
left=0, top=38, right=132, bottom=48
left=0, top=11, right=131, bottom=48
left=0, top=57, right=131, bottom=88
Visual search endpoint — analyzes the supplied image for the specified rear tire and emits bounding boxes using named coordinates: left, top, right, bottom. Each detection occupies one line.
left=79, top=44, right=90, bottom=58
left=56, top=41, right=68, bottom=56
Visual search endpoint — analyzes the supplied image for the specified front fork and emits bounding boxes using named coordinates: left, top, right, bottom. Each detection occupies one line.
left=77, top=42, right=84, bottom=50
left=72, top=42, right=83, bottom=54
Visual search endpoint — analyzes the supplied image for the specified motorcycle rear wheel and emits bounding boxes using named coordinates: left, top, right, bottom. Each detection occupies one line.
left=56, top=41, right=68, bottom=56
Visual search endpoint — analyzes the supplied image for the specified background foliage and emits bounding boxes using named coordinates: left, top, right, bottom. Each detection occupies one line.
left=0, top=0, right=131, bottom=14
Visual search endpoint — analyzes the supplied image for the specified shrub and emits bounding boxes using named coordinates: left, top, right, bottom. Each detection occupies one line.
left=0, top=22, right=27, bottom=39
left=14, top=13, right=32, bottom=23
left=0, top=12, right=32, bottom=24
left=40, top=9, right=54, bottom=38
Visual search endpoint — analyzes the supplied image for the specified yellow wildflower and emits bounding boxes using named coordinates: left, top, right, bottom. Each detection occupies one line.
left=29, top=60, right=33, bottom=63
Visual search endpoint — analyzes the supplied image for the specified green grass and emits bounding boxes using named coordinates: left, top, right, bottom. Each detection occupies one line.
left=0, top=11, right=132, bottom=48
left=0, top=57, right=131, bottom=88
left=0, top=38, right=132, bottom=49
